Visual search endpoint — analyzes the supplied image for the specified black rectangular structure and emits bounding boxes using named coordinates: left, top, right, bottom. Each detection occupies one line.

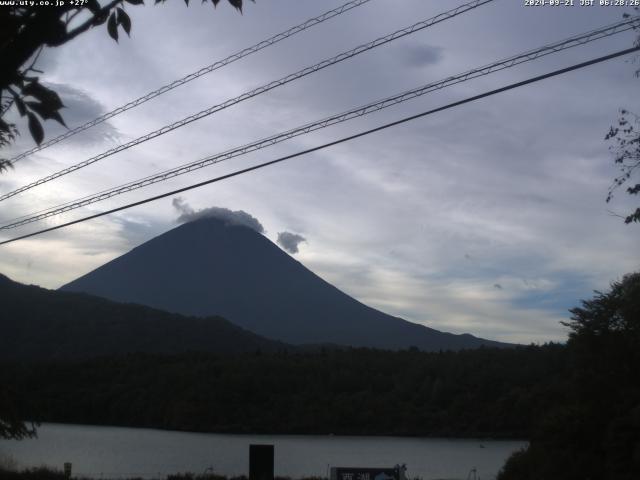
left=249, top=444, right=274, bottom=480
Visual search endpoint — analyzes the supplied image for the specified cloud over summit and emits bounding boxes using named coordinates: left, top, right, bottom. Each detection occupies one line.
left=172, top=198, right=306, bottom=254
left=172, top=197, right=265, bottom=234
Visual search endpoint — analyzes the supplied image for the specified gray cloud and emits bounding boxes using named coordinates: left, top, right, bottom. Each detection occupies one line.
left=277, top=231, right=307, bottom=254
left=172, top=197, right=265, bottom=233
left=172, top=197, right=194, bottom=217
left=34, top=47, right=60, bottom=73
left=400, top=44, right=443, bottom=68
left=0, top=82, right=120, bottom=159
left=42, top=82, right=120, bottom=145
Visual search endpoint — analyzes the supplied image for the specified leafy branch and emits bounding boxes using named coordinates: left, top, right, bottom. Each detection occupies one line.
left=0, top=0, right=248, bottom=172
left=606, top=109, right=640, bottom=224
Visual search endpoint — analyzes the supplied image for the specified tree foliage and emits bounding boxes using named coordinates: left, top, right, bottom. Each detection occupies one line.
left=606, top=10, right=640, bottom=224
left=499, top=273, right=640, bottom=480
left=0, top=0, right=248, bottom=171
left=607, top=109, right=640, bottom=223
left=0, top=371, right=37, bottom=440
left=3, top=345, right=568, bottom=438
left=564, top=272, right=640, bottom=339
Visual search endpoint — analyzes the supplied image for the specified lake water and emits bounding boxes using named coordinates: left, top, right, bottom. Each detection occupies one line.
left=0, top=424, right=526, bottom=480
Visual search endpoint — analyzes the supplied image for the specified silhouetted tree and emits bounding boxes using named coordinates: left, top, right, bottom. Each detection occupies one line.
left=563, top=272, right=640, bottom=340
left=499, top=272, right=640, bottom=480
left=606, top=10, right=640, bottom=224
left=0, top=374, right=37, bottom=440
left=606, top=108, right=640, bottom=224
left=0, top=0, right=247, bottom=170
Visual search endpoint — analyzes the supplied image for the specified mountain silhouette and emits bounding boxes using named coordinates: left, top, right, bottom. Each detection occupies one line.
left=0, top=272, right=286, bottom=361
left=61, top=217, right=509, bottom=351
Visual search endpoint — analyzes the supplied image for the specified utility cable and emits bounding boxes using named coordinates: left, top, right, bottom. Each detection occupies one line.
left=0, top=0, right=495, bottom=202
left=7, top=0, right=373, bottom=164
left=1, top=17, right=637, bottom=230
left=1, top=45, right=637, bottom=246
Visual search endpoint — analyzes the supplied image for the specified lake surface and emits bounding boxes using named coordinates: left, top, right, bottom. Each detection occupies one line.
left=0, top=424, right=526, bottom=480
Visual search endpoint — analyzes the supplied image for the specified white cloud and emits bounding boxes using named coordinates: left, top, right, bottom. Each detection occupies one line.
left=172, top=197, right=265, bottom=233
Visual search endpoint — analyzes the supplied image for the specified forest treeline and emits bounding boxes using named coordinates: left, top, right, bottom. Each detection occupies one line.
left=4, top=344, right=566, bottom=438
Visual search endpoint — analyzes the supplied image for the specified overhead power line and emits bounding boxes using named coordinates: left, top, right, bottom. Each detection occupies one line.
left=1, top=45, right=637, bottom=247
left=8, top=0, right=373, bottom=164
left=0, top=0, right=495, bottom=203
left=1, top=17, right=637, bottom=230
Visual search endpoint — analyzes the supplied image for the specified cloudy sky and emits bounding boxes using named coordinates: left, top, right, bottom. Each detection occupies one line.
left=1, top=0, right=639, bottom=343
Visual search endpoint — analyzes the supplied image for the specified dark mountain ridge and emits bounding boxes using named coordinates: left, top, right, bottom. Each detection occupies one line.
left=0, top=273, right=287, bottom=361
left=61, top=217, right=510, bottom=351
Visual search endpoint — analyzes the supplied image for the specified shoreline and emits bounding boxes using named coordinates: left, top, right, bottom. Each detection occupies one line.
left=1, top=424, right=525, bottom=480
left=12, top=422, right=529, bottom=442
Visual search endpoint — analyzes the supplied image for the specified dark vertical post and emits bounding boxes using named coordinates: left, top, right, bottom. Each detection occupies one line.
left=63, top=463, right=72, bottom=479
left=249, top=444, right=274, bottom=480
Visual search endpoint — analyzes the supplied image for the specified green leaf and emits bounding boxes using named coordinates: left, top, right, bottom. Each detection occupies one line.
left=14, top=97, right=26, bottom=117
left=117, top=8, right=131, bottom=36
left=228, top=0, right=242, bottom=11
left=27, top=112, right=44, bottom=145
left=0, top=159, right=13, bottom=172
left=22, top=81, right=46, bottom=101
left=24, top=100, right=44, bottom=113
left=107, top=12, right=119, bottom=42
left=25, top=101, right=67, bottom=128
left=48, top=110, right=67, bottom=128
left=22, top=81, right=64, bottom=110
left=0, top=118, right=11, bottom=133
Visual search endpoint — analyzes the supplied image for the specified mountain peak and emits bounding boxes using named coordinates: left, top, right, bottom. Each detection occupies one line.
left=61, top=220, right=510, bottom=351
left=172, top=202, right=265, bottom=234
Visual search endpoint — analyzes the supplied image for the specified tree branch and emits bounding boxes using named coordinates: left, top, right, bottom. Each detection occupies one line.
left=64, top=0, right=123, bottom=43
left=21, top=46, right=44, bottom=75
